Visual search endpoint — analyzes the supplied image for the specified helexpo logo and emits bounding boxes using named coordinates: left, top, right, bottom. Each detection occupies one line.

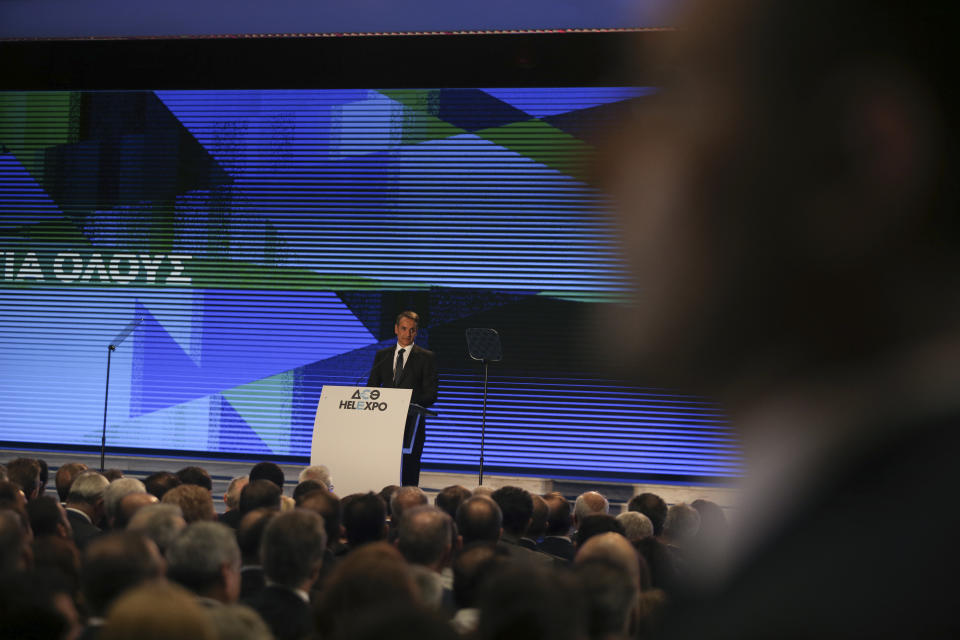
left=339, top=389, right=388, bottom=412
left=0, top=251, right=192, bottom=285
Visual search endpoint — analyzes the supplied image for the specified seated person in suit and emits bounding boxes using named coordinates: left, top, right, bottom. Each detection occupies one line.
left=243, top=509, right=327, bottom=640
left=64, top=471, right=109, bottom=550
left=539, top=492, right=575, bottom=562
left=166, top=521, right=242, bottom=606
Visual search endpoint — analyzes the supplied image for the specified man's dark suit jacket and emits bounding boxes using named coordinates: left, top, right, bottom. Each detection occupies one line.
left=367, top=343, right=438, bottom=486
left=218, top=508, right=242, bottom=529
left=66, top=508, right=101, bottom=550
left=243, top=584, right=313, bottom=640
left=538, top=536, right=576, bottom=563
left=366, top=343, right=438, bottom=408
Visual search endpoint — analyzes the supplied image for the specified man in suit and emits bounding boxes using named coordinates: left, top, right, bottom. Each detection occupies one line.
left=243, top=509, right=327, bottom=640
left=367, top=310, right=439, bottom=487
left=64, top=470, right=109, bottom=550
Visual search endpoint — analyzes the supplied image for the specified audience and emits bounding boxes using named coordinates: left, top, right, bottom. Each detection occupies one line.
left=176, top=466, right=213, bottom=492
left=3, top=455, right=737, bottom=640
left=162, top=483, right=216, bottom=523
left=6, top=457, right=42, bottom=502
left=219, top=475, right=248, bottom=526
left=166, top=521, right=242, bottom=605
left=65, top=470, right=109, bottom=550
left=456, top=495, right=502, bottom=546
left=434, top=484, right=471, bottom=519
left=126, top=503, right=185, bottom=555
left=244, top=509, right=326, bottom=640
left=342, top=491, right=387, bottom=549
left=102, top=478, right=147, bottom=530
left=298, top=464, right=333, bottom=491
left=143, top=471, right=181, bottom=500
left=628, top=493, right=668, bottom=537
left=540, top=492, right=575, bottom=561
left=617, top=510, right=655, bottom=543
left=249, top=462, right=284, bottom=491
left=55, top=462, right=88, bottom=503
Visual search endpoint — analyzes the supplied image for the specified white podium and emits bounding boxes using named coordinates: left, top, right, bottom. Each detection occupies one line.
left=311, top=385, right=412, bottom=497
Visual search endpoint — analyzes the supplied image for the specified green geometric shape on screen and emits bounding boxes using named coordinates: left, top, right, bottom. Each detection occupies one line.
left=222, top=370, right=296, bottom=455
left=379, top=90, right=467, bottom=144
left=0, top=91, right=78, bottom=185
left=0, top=217, right=92, bottom=249
left=475, top=119, right=592, bottom=182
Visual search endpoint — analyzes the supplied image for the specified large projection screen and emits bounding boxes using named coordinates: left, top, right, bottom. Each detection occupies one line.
left=0, top=37, right=741, bottom=483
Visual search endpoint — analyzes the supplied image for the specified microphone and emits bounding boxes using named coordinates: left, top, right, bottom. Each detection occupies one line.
left=109, top=317, right=142, bottom=351
left=355, top=348, right=396, bottom=386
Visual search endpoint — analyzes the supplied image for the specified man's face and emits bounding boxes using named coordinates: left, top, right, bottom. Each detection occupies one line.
left=395, top=317, right=418, bottom=347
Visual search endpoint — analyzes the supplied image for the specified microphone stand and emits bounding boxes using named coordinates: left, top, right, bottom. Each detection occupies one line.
left=479, top=358, right=490, bottom=485
left=101, top=318, right=141, bottom=471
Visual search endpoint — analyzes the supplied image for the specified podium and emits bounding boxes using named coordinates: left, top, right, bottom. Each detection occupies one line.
left=311, top=385, right=416, bottom=497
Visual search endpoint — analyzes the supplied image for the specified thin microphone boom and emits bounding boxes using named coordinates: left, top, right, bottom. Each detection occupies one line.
left=110, top=317, right=142, bottom=350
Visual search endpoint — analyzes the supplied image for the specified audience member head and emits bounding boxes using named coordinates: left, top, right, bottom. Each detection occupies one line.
left=103, top=477, right=146, bottom=529
left=161, top=484, right=215, bottom=523
left=143, top=471, right=181, bottom=500
left=237, top=508, right=276, bottom=566
left=0, top=569, right=80, bottom=640
left=167, top=521, right=242, bottom=603
left=573, top=557, right=639, bottom=640
left=691, top=498, right=729, bottom=543
left=126, top=503, right=185, bottom=555
left=573, top=491, right=609, bottom=527
left=249, top=462, right=284, bottom=490
left=66, top=470, right=109, bottom=524
left=434, top=485, right=472, bottom=519
left=298, top=464, right=333, bottom=491
left=293, top=479, right=324, bottom=504
left=54, top=462, right=88, bottom=502
left=331, top=605, right=459, bottom=640
left=36, top=459, right=49, bottom=497
left=80, top=531, right=164, bottom=617
left=662, top=503, right=701, bottom=547
left=261, top=509, right=327, bottom=590
left=390, top=485, right=428, bottom=527
left=490, top=486, right=534, bottom=539
left=456, top=495, right=503, bottom=545
left=0, top=480, right=26, bottom=514
left=527, top=494, right=549, bottom=540
left=477, top=563, right=585, bottom=640
left=6, top=457, right=42, bottom=501
left=379, top=485, right=400, bottom=516
left=543, top=492, right=573, bottom=536
left=452, top=543, right=505, bottom=610
left=397, top=506, right=453, bottom=570
left=0, top=509, right=29, bottom=574
left=315, top=542, right=419, bottom=639
left=206, top=603, right=273, bottom=640
left=575, top=514, right=625, bottom=548
left=223, top=475, right=248, bottom=511
left=175, top=466, right=212, bottom=492
left=575, top=531, right=642, bottom=588
left=32, top=537, right=81, bottom=593
left=298, top=488, right=342, bottom=546
left=617, top=510, right=654, bottom=543
left=342, top=491, right=387, bottom=547
left=115, top=492, right=158, bottom=530
left=628, top=493, right=668, bottom=537
left=100, top=581, right=216, bottom=640
left=103, top=469, right=124, bottom=482
left=26, top=495, right=71, bottom=539
left=238, top=479, right=282, bottom=515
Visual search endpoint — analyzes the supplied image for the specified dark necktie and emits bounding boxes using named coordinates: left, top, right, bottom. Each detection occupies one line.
left=394, top=348, right=405, bottom=386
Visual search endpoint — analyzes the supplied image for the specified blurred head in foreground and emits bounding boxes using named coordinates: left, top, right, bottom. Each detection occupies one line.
left=607, top=0, right=960, bottom=403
